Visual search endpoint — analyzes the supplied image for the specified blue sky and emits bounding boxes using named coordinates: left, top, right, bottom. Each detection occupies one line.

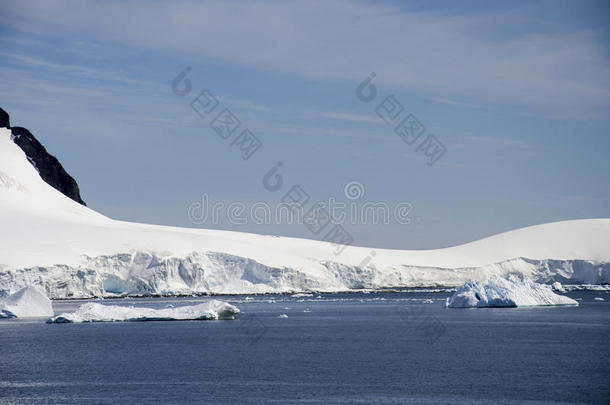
left=1, top=0, right=609, bottom=249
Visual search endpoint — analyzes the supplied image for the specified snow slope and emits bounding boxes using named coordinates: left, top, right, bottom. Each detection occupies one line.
left=446, top=276, right=578, bottom=308
left=1, top=127, right=609, bottom=298
left=0, top=287, right=54, bottom=318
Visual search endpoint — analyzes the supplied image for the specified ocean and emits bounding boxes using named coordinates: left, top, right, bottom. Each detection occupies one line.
left=1, top=291, right=608, bottom=404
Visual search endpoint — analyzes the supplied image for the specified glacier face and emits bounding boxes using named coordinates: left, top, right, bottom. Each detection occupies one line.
left=1, top=251, right=608, bottom=299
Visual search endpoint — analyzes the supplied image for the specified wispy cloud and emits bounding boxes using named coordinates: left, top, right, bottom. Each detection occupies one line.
left=1, top=0, right=608, bottom=118
left=465, top=136, right=528, bottom=148
left=0, top=51, right=158, bottom=89
left=424, top=96, right=489, bottom=111
left=321, top=111, right=381, bottom=124
left=216, top=95, right=273, bottom=113
left=251, top=122, right=396, bottom=142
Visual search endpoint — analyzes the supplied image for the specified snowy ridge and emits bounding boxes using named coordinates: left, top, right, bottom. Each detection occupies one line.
left=1, top=127, right=610, bottom=298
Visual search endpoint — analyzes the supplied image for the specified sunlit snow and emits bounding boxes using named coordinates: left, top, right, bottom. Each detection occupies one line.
left=446, top=276, right=579, bottom=308
left=47, top=300, right=239, bottom=323
left=0, top=287, right=53, bottom=318
left=1, top=127, right=609, bottom=298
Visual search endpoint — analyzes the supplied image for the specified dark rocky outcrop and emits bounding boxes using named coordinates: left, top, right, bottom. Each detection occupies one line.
left=0, top=108, right=9, bottom=128
left=1, top=108, right=86, bottom=206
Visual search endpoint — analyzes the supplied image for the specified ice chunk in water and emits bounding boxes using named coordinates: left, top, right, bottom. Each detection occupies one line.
left=48, top=300, right=239, bottom=323
left=446, top=276, right=578, bottom=308
left=0, top=287, right=54, bottom=318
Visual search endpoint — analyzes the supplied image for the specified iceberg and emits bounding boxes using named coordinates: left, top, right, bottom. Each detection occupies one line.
left=446, top=276, right=578, bottom=308
left=0, top=287, right=54, bottom=318
left=47, top=300, right=239, bottom=323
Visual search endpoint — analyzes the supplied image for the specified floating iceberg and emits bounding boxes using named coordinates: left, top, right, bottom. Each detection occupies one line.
left=47, top=300, right=239, bottom=323
left=291, top=293, right=313, bottom=298
left=446, top=276, right=578, bottom=308
left=0, top=287, right=54, bottom=318
left=551, top=281, right=565, bottom=292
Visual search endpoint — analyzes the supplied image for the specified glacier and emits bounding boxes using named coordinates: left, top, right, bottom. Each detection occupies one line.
left=446, top=276, right=579, bottom=308
left=0, top=287, right=54, bottom=318
left=1, top=252, right=609, bottom=299
left=1, top=126, right=610, bottom=298
left=48, top=300, right=239, bottom=323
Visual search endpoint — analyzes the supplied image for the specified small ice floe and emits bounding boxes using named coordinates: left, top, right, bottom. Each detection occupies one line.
left=594, top=297, right=605, bottom=301
left=291, top=293, right=313, bottom=298
left=303, top=309, right=311, bottom=313
left=552, top=282, right=565, bottom=293
left=245, top=297, right=253, bottom=301
left=47, top=300, right=239, bottom=323
left=422, top=299, right=434, bottom=304
left=559, top=284, right=610, bottom=292
left=446, top=276, right=578, bottom=308
left=0, top=287, right=54, bottom=318
left=278, top=314, right=289, bottom=318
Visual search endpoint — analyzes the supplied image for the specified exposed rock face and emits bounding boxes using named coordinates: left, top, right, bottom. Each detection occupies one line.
left=0, top=108, right=9, bottom=128
left=0, top=108, right=86, bottom=206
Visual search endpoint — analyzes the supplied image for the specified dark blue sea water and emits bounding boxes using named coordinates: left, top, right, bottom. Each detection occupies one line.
left=1, top=291, right=608, bottom=404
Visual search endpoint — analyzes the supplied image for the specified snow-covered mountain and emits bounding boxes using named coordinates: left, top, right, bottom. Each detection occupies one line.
left=0, top=108, right=86, bottom=206
left=1, top=125, right=609, bottom=298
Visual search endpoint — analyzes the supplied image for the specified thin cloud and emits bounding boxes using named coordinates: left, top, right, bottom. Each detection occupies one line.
left=424, top=96, right=489, bottom=111
left=252, top=122, right=396, bottom=142
left=216, top=95, right=273, bottom=113
left=465, top=136, right=527, bottom=148
left=321, top=111, right=381, bottom=124
left=0, top=51, right=154, bottom=88
left=1, top=0, right=608, bottom=119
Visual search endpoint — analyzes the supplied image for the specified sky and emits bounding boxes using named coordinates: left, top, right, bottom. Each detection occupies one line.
left=0, top=0, right=609, bottom=249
